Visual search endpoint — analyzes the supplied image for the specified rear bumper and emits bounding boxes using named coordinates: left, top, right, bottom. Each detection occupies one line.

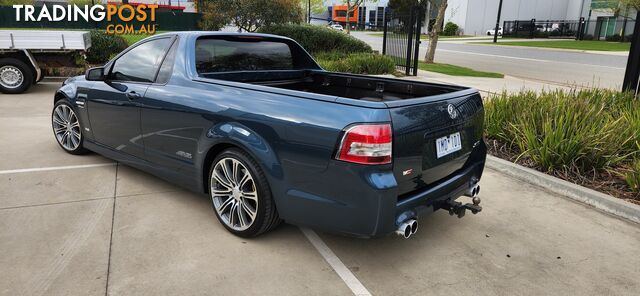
left=280, top=140, right=487, bottom=238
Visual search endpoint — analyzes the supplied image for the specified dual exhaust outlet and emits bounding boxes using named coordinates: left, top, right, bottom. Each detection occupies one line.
left=396, top=183, right=481, bottom=238
left=395, top=219, right=418, bottom=239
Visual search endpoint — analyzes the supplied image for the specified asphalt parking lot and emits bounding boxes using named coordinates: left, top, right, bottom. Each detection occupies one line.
left=2, top=82, right=640, bottom=296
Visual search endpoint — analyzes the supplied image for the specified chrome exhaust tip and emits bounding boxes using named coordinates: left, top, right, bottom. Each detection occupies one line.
left=465, top=184, right=480, bottom=197
left=410, top=219, right=418, bottom=235
left=396, top=219, right=417, bottom=239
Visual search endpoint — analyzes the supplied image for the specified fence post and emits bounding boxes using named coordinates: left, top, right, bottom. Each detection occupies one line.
left=530, top=19, right=536, bottom=38
left=382, top=13, right=388, bottom=55
left=578, top=17, right=586, bottom=40
left=405, top=9, right=416, bottom=76
left=412, top=6, right=422, bottom=76
left=623, top=10, right=640, bottom=94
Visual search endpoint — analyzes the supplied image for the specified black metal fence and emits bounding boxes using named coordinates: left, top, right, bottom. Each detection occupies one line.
left=381, top=8, right=422, bottom=76
left=503, top=18, right=636, bottom=41
left=0, top=6, right=201, bottom=31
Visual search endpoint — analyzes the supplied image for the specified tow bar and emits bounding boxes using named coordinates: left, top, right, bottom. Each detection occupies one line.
left=443, top=196, right=482, bottom=218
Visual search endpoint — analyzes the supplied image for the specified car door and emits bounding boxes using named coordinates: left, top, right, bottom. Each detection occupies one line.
left=138, top=37, right=204, bottom=175
left=86, top=37, right=173, bottom=159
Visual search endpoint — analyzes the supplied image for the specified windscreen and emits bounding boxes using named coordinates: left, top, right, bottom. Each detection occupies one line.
left=195, top=38, right=294, bottom=74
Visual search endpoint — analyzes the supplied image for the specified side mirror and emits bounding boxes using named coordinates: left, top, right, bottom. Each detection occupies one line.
left=85, top=67, right=105, bottom=81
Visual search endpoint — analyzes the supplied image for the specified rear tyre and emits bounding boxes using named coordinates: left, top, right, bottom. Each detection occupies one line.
left=209, top=148, right=281, bottom=237
left=0, top=58, right=33, bottom=94
left=52, top=100, right=88, bottom=155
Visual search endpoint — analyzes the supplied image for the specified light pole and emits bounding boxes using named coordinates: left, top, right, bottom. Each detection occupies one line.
left=493, top=0, right=504, bottom=43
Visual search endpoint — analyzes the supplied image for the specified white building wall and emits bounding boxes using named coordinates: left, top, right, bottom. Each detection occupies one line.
left=445, top=0, right=592, bottom=36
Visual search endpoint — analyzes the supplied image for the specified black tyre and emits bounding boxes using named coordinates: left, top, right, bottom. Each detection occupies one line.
left=0, top=58, right=33, bottom=94
left=52, top=100, right=88, bottom=155
left=209, top=148, right=281, bottom=237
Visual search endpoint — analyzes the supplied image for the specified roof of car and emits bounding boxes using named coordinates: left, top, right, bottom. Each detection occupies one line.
left=154, top=31, right=292, bottom=41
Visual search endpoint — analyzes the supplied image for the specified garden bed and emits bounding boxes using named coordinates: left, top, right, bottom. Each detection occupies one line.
left=484, top=88, right=640, bottom=204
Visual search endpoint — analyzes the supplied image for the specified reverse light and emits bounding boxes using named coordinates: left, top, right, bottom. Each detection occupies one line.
left=336, top=124, right=392, bottom=165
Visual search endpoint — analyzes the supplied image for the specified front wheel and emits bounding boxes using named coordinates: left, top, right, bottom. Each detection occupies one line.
left=209, top=148, right=281, bottom=237
left=52, top=100, right=88, bottom=155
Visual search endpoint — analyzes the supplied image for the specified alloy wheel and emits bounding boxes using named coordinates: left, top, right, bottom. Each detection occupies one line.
left=52, top=104, right=81, bottom=151
left=210, top=157, right=258, bottom=231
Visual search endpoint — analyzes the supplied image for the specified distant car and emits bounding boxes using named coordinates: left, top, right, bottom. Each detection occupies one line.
left=486, top=27, right=503, bottom=36
left=330, top=24, right=344, bottom=31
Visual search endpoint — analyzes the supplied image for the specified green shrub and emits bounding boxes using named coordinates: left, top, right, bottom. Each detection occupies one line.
left=442, top=22, right=459, bottom=36
left=484, top=89, right=640, bottom=173
left=86, top=30, right=129, bottom=64
left=315, top=52, right=395, bottom=75
left=258, top=24, right=372, bottom=54
left=626, top=156, right=640, bottom=192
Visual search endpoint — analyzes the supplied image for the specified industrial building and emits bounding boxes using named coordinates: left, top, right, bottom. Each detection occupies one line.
left=444, top=0, right=635, bottom=38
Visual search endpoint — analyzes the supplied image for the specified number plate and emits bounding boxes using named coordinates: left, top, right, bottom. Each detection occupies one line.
left=435, top=132, right=462, bottom=158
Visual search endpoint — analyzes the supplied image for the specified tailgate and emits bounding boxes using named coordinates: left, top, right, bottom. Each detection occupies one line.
left=389, top=91, right=484, bottom=197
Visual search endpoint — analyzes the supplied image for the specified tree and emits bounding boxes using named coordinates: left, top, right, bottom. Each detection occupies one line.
left=343, top=0, right=364, bottom=34
left=225, top=0, right=303, bottom=32
left=0, top=0, right=32, bottom=4
left=196, top=0, right=302, bottom=32
left=301, top=0, right=326, bottom=23
left=619, top=0, right=640, bottom=10
left=197, top=1, right=230, bottom=31
left=424, top=0, right=447, bottom=63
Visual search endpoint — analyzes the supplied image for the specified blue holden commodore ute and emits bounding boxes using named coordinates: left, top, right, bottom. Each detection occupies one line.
left=52, top=32, right=486, bottom=238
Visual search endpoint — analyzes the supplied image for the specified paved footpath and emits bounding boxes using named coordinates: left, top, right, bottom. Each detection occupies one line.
left=1, top=83, right=639, bottom=296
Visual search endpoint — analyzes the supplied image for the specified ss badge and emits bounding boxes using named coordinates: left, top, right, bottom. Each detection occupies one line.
left=402, top=169, right=413, bottom=176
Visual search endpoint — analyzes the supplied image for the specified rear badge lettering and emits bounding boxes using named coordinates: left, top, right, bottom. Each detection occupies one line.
left=403, top=169, right=413, bottom=176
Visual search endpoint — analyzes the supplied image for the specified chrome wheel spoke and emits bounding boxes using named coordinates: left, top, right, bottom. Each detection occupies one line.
left=210, top=157, right=259, bottom=231
left=241, top=202, right=257, bottom=220
left=242, top=191, right=258, bottom=202
left=217, top=197, right=234, bottom=213
left=213, top=170, right=233, bottom=189
left=54, top=126, right=66, bottom=134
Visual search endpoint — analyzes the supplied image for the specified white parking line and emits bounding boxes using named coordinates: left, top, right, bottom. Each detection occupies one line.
left=299, top=227, right=372, bottom=296
left=0, top=163, right=116, bottom=175
left=438, top=49, right=627, bottom=70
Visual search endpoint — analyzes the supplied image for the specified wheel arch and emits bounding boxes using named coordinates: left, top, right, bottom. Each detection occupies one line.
left=200, top=123, right=284, bottom=195
left=0, top=51, right=38, bottom=82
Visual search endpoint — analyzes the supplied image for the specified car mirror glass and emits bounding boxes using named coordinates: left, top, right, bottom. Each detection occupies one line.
left=85, top=67, right=105, bottom=81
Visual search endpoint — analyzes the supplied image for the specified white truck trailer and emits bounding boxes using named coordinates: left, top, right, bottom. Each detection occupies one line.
left=0, top=30, right=91, bottom=94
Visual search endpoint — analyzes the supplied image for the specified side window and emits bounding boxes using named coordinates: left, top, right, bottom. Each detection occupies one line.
left=195, top=38, right=294, bottom=74
left=155, top=40, right=178, bottom=84
left=110, top=38, right=172, bottom=83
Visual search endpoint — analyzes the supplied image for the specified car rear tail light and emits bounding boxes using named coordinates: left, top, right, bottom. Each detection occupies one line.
left=336, top=124, right=392, bottom=165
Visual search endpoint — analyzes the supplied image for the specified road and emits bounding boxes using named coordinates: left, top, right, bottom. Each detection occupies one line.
left=351, top=32, right=628, bottom=89
left=1, top=83, right=640, bottom=295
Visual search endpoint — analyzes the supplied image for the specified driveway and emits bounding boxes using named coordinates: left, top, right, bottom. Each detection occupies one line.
left=1, top=82, right=639, bottom=296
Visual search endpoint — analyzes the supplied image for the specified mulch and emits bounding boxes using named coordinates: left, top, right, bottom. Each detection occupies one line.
left=485, top=138, right=640, bottom=206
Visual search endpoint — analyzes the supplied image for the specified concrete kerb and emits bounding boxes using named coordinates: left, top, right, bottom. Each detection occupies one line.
left=486, top=155, right=640, bottom=224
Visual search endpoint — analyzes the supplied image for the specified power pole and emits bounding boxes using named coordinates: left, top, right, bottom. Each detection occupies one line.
left=493, top=0, right=503, bottom=43
left=622, top=10, right=640, bottom=95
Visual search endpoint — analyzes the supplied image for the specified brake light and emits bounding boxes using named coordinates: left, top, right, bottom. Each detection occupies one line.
left=336, top=124, right=392, bottom=165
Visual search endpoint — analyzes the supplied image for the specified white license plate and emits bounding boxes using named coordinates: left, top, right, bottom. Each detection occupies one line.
left=435, top=132, right=462, bottom=158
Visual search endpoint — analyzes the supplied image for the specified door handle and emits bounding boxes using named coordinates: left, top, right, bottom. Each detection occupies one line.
left=126, top=91, right=142, bottom=100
